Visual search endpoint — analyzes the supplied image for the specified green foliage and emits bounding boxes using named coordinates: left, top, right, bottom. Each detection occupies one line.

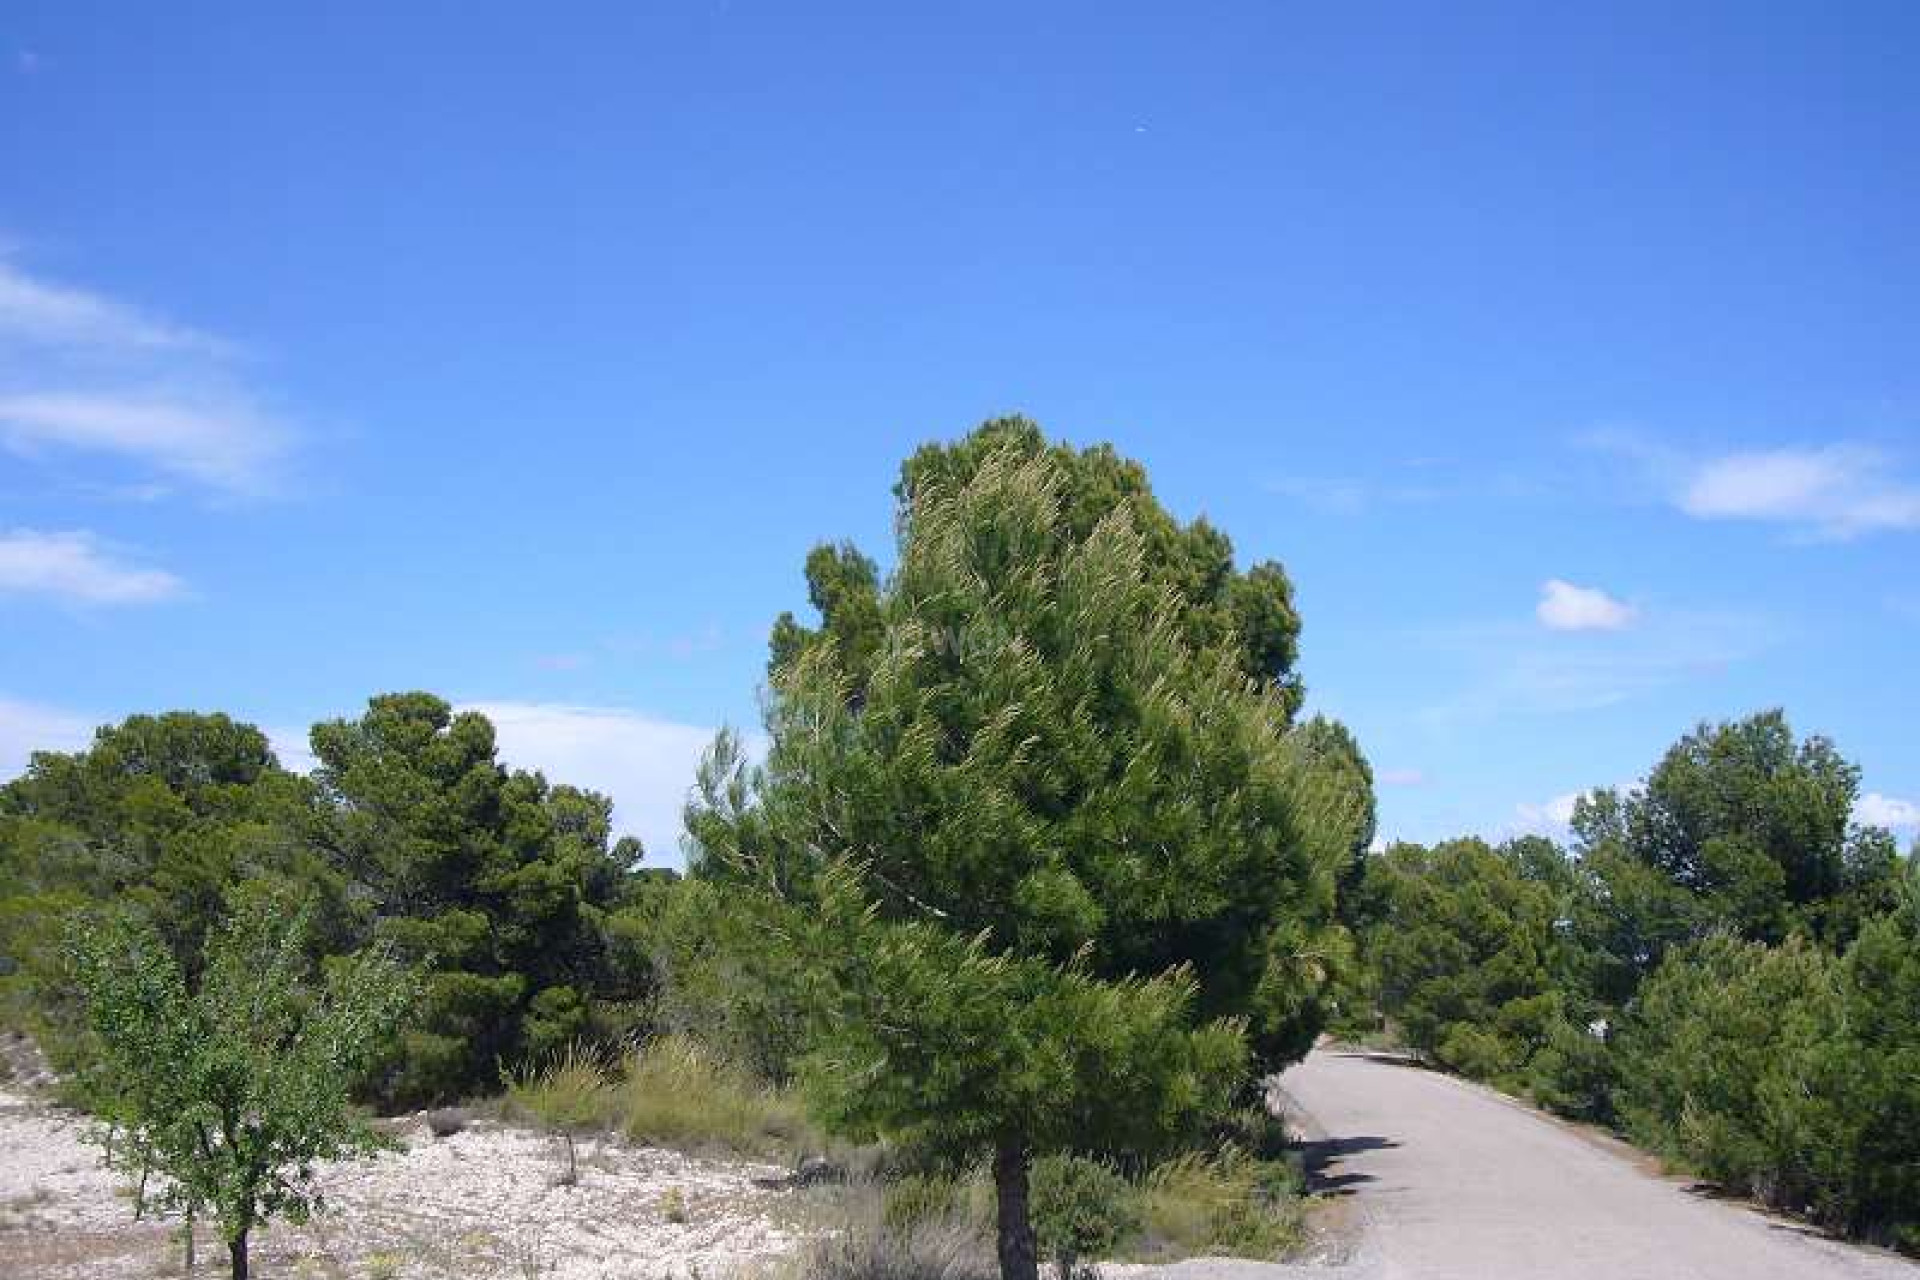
left=1, top=697, right=662, bottom=1111
left=646, top=872, right=815, bottom=1083
left=771, top=414, right=1306, bottom=718
left=65, top=899, right=413, bottom=1280
left=312, top=692, right=652, bottom=1105
left=1571, top=710, right=1900, bottom=996
left=695, top=429, right=1344, bottom=1280
left=1030, top=1156, right=1137, bottom=1280
left=506, top=1043, right=616, bottom=1132
left=1131, top=1150, right=1303, bottom=1262
left=615, top=1034, right=814, bottom=1157
left=1616, top=905, right=1920, bottom=1246
left=0, top=713, right=338, bottom=1066
left=1359, top=838, right=1569, bottom=1086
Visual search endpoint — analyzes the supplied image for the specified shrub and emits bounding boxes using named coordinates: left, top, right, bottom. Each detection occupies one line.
left=1526, top=1018, right=1618, bottom=1125
left=505, top=1044, right=615, bottom=1183
left=1030, top=1156, right=1137, bottom=1280
left=1132, top=1149, right=1302, bottom=1261
left=614, top=1034, right=813, bottom=1156
left=794, top=1213, right=995, bottom=1280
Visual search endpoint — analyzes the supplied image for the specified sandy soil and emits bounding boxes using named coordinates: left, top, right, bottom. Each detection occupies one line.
left=0, top=1087, right=819, bottom=1280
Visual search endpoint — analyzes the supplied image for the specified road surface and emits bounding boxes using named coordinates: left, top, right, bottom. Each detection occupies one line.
left=1274, top=1049, right=1919, bottom=1280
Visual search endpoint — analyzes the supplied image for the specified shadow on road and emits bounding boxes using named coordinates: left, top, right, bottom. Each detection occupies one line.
left=1295, top=1134, right=1399, bottom=1197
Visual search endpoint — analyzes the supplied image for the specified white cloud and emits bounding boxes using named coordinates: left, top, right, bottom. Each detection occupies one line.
left=1513, top=790, right=1583, bottom=837
left=264, top=724, right=320, bottom=776
left=1855, top=792, right=1920, bottom=832
left=0, top=529, right=184, bottom=604
left=1680, top=446, right=1920, bottom=540
left=1378, top=768, right=1426, bottom=787
left=0, top=695, right=93, bottom=780
left=0, top=255, right=293, bottom=497
left=461, top=701, right=736, bottom=866
left=0, top=390, right=288, bottom=495
left=1537, top=579, right=1635, bottom=632
left=0, top=260, right=225, bottom=355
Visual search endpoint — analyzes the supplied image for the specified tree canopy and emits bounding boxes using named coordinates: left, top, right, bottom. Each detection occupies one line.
left=692, top=430, right=1348, bottom=1280
left=770, top=415, right=1306, bottom=718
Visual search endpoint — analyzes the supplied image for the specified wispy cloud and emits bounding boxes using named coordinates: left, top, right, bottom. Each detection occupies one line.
left=0, top=390, right=289, bottom=495
left=0, top=260, right=226, bottom=356
left=0, top=529, right=184, bottom=604
left=1378, top=768, right=1426, bottom=787
left=1681, top=446, right=1920, bottom=540
left=1589, top=431, right=1920, bottom=541
left=1537, top=579, right=1636, bottom=632
left=0, top=254, right=293, bottom=497
left=1856, top=792, right=1919, bottom=833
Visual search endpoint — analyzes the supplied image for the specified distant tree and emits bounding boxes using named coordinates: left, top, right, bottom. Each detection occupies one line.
left=66, top=898, right=413, bottom=1280
left=1362, top=838, right=1568, bottom=1083
left=309, top=693, right=647, bottom=1104
left=1569, top=710, right=1900, bottom=997
left=0, top=713, right=338, bottom=1068
left=692, top=440, right=1346, bottom=1280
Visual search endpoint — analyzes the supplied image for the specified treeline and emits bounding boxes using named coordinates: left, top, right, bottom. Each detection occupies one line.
left=1341, top=711, right=1920, bottom=1252
left=3, top=419, right=1376, bottom=1280
left=0, top=692, right=680, bottom=1108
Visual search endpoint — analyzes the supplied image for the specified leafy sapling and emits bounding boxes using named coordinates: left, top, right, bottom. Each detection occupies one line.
left=66, top=898, right=414, bottom=1280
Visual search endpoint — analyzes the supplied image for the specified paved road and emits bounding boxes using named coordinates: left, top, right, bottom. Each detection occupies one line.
left=1275, top=1049, right=1920, bottom=1280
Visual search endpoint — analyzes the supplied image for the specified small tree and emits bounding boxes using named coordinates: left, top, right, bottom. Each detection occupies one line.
left=66, top=898, right=413, bottom=1280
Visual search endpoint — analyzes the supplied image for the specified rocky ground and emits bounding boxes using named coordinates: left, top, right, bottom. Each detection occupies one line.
left=0, top=1086, right=819, bottom=1280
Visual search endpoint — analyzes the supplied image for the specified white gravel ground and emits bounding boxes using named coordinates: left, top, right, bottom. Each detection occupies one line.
left=0, top=1087, right=819, bottom=1280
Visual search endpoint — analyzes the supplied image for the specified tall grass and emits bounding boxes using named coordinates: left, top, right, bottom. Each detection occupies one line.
left=616, top=1033, right=815, bottom=1156
left=503, top=1034, right=815, bottom=1162
left=504, top=1043, right=616, bottom=1182
left=1129, top=1148, right=1304, bottom=1261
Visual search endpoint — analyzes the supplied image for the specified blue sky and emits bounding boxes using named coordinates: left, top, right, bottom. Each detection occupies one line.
left=2, top=2, right=1917, bottom=862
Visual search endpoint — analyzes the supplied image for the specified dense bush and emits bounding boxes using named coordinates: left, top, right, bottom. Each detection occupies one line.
left=1616, top=901, right=1920, bottom=1247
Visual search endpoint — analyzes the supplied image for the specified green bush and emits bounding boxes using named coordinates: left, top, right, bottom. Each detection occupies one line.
left=1132, top=1149, right=1302, bottom=1261
left=1526, top=1017, right=1618, bottom=1125
left=1614, top=926, right=1920, bottom=1247
left=614, top=1034, right=814, bottom=1157
left=1030, top=1156, right=1137, bottom=1280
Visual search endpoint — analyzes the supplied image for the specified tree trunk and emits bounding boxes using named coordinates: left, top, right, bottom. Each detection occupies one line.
left=993, top=1142, right=1039, bottom=1280
left=182, top=1205, right=195, bottom=1272
left=227, top=1230, right=248, bottom=1280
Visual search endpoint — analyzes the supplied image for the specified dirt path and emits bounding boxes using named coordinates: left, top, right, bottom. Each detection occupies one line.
left=1275, top=1050, right=1920, bottom=1280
